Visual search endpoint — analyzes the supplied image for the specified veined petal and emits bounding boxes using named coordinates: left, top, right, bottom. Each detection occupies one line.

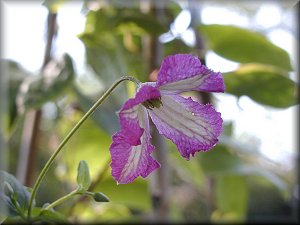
left=156, top=54, right=225, bottom=94
left=110, top=85, right=161, bottom=184
left=149, top=94, right=222, bottom=160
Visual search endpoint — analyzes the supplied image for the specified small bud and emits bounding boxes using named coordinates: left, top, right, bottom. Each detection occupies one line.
left=76, top=160, right=91, bottom=191
left=93, top=192, right=109, bottom=202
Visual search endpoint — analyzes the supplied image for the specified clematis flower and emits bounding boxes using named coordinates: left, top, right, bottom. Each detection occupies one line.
left=110, top=54, right=225, bottom=184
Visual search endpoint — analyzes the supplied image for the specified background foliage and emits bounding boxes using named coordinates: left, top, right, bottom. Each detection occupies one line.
left=1, top=0, right=298, bottom=223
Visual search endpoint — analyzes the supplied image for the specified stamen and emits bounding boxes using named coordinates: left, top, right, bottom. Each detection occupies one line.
left=142, top=98, right=163, bottom=110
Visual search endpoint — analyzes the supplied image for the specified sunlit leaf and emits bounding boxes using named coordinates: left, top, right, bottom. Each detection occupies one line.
left=213, top=175, right=248, bottom=222
left=78, top=7, right=149, bottom=83
left=57, top=112, right=111, bottom=183
left=70, top=201, right=134, bottom=223
left=198, top=24, right=293, bottom=71
left=94, top=177, right=151, bottom=211
left=224, top=63, right=297, bottom=108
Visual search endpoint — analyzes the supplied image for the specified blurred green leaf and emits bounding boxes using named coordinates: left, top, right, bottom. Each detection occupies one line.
left=78, top=7, right=149, bottom=82
left=39, top=210, right=69, bottom=223
left=198, top=145, right=287, bottom=191
left=31, top=207, right=69, bottom=224
left=198, top=24, right=293, bottom=71
left=70, top=201, right=134, bottom=223
left=164, top=39, right=193, bottom=56
left=115, top=10, right=167, bottom=35
left=168, top=140, right=205, bottom=187
left=0, top=170, right=31, bottom=216
left=79, top=32, right=128, bottom=108
left=222, top=122, right=233, bottom=137
left=247, top=176, right=291, bottom=217
left=2, top=216, right=24, bottom=224
left=224, top=63, right=297, bottom=108
left=17, top=53, right=75, bottom=112
left=198, top=145, right=241, bottom=175
left=3, top=60, right=30, bottom=131
left=73, top=86, right=120, bottom=134
left=214, top=175, right=248, bottom=221
left=57, top=112, right=111, bottom=183
left=77, top=161, right=91, bottom=191
left=94, top=178, right=151, bottom=211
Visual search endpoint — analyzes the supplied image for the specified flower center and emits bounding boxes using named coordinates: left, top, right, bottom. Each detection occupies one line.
left=142, top=97, right=163, bottom=110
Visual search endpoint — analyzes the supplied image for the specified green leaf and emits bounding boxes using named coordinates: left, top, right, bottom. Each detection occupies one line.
left=115, top=10, right=167, bottom=35
left=222, top=121, right=234, bottom=137
left=224, top=63, right=297, bottom=108
left=17, top=53, right=75, bottom=112
left=39, top=210, right=69, bottom=223
left=3, top=60, right=30, bottom=131
left=0, top=170, right=31, bottom=216
left=57, top=113, right=111, bottom=183
left=198, top=145, right=242, bottom=175
left=77, top=160, right=91, bottom=191
left=168, top=140, right=205, bottom=187
left=32, top=207, right=70, bottom=224
left=164, top=39, right=193, bottom=56
left=213, top=175, right=248, bottom=222
left=73, top=86, right=120, bottom=134
left=198, top=24, right=293, bottom=71
left=94, top=178, right=151, bottom=211
left=78, top=35, right=128, bottom=108
left=199, top=144, right=287, bottom=191
left=78, top=7, right=147, bottom=83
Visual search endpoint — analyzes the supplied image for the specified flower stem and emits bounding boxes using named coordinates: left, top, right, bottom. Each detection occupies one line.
left=27, top=76, right=141, bottom=219
left=43, top=189, right=79, bottom=211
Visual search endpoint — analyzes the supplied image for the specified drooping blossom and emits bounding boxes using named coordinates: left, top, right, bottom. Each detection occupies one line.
left=110, top=54, right=225, bottom=184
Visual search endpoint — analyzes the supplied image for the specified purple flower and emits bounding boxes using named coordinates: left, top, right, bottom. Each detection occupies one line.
left=109, top=54, right=225, bottom=184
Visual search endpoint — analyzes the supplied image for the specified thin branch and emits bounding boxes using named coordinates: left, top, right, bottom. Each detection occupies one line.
left=17, top=13, right=57, bottom=186
left=141, top=0, right=171, bottom=222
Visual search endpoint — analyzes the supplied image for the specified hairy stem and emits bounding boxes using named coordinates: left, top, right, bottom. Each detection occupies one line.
left=27, top=76, right=140, bottom=218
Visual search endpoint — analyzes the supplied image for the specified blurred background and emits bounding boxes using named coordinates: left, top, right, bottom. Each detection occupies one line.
left=1, top=0, right=299, bottom=223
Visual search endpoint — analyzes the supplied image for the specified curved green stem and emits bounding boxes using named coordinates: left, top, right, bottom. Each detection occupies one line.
left=27, top=76, right=141, bottom=218
left=43, top=189, right=79, bottom=211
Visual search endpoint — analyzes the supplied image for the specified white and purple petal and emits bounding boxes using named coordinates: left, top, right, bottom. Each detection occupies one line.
left=109, top=85, right=161, bottom=184
left=156, top=54, right=225, bottom=94
left=149, top=94, right=222, bottom=160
